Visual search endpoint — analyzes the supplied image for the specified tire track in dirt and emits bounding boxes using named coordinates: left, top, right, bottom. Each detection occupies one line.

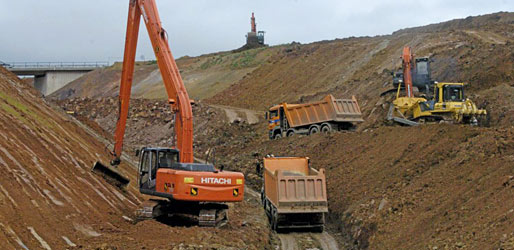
left=314, top=232, right=339, bottom=250
left=277, top=231, right=340, bottom=250
left=278, top=233, right=300, bottom=250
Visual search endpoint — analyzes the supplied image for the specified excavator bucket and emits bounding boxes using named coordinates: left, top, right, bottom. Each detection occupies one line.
left=92, top=161, right=130, bottom=188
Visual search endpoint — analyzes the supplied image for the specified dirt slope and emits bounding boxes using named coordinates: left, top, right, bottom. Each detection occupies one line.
left=215, top=125, right=514, bottom=249
left=50, top=47, right=276, bottom=101
left=0, top=67, right=271, bottom=249
left=207, top=12, right=514, bottom=124
left=0, top=66, right=139, bottom=249
left=55, top=97, right=262, bottom=160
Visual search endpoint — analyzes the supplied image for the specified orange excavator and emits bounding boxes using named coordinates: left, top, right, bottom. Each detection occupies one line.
left=93, top=0, right=244, bottom=226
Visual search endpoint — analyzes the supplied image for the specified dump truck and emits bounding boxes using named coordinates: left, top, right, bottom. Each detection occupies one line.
left=266, top=95, right=363, bottom=139
left=261, top=157, right=328, bottom=232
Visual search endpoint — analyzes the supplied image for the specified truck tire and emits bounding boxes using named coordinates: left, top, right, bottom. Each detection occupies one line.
left=274, top=133, right=282, bottom=140
left=309, top=126, right=320, bottom=135
left=286, top=130, right=295, bottom=137
left=321, top=123, right=332, bottom=133
left=271, top=210, right=278, bottom=232
left=260, top=187, right=265, bottom=204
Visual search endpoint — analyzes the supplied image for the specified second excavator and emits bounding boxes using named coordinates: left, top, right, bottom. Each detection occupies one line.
left=93, top=0, right=244, bottom=227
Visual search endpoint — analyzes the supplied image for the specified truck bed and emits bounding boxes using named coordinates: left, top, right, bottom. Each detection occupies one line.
left=283, top=94, right=363, bottom=128
left=262, top=157, right=328, bottom=231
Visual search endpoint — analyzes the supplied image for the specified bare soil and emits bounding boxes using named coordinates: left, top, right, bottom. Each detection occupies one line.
left=0, top=66, right=272, bottom=249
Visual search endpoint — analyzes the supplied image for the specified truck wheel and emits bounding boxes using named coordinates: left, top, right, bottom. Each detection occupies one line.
left=321, top=124, right=331, bottom=133
left=274, top=133, right=282, bottom=140
left=286, top=130, right=295, bottom=137
left=271, top=213, right=279, bottom=232
left=309, top=126, right=319, bottom=135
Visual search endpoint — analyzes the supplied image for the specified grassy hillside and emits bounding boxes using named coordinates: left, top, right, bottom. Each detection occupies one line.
left=50, top=47, right=277, bottom=101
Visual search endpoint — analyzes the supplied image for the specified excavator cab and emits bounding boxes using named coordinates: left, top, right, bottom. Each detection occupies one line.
left=137, top=148, right=179, bottom=190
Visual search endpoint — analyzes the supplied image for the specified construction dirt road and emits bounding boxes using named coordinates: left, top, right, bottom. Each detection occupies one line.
left=2, top=11, right=514, bottom=250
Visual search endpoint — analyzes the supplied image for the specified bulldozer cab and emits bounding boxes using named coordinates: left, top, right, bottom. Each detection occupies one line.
left=434, top=83, right=465, bottom=103
left=138, top=148, right=179, bottom=190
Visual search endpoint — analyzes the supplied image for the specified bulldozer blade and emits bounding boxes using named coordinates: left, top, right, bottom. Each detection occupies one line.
left=92, top=161, right=130, bottom=188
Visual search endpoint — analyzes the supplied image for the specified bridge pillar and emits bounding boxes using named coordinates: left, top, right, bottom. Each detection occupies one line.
left=33, top=71, right=88, bottom=96
left=6, top=61, right=109, bottom=96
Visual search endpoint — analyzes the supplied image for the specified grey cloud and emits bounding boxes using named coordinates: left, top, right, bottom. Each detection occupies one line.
left=0, top=0, right=512, bottom=63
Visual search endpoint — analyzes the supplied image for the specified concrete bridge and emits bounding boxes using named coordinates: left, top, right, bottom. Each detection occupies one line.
left=5, top=62, right=109, bottom=96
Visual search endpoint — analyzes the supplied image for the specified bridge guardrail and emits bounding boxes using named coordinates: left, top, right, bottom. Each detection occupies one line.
left=5, top=62, right=109, bottom=69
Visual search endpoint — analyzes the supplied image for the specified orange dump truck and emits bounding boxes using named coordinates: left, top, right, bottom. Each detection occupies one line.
left=266, top=95, right=363, bottom=139
left=261, top=157, right=328, bottom=232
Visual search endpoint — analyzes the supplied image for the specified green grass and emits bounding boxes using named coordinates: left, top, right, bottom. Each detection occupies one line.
left=200, top=56, right=224, bottom=70
left=229, top=48, right=268, bottom=70
left=0, top=102, right=29, bottom=125
left=0, top=91, right=55, bottom=129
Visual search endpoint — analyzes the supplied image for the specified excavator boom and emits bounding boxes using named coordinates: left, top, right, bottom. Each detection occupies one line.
left=402, top=46, right=414, bottom=98
left=111, top=0, right=193, bottom=165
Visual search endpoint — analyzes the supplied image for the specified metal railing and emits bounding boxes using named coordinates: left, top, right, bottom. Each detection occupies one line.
left=5, top=61, right=110, bottom=69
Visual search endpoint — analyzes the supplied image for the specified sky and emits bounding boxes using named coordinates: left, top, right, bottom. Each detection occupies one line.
left=0, top=0, right=512, bottom=64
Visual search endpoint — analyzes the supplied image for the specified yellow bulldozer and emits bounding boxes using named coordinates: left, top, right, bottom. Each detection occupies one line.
left=387, top=47, right=487, bottom=126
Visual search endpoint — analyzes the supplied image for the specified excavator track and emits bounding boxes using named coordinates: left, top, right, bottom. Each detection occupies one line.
left=199, top=206, right=229, bottom=227
left=135, top=200, right=229, bottom=227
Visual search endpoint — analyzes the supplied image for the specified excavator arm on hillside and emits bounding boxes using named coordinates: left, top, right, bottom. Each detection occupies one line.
left=110, top=0, right=194, bottom=165
left=402, top=46, right=414, bottom=98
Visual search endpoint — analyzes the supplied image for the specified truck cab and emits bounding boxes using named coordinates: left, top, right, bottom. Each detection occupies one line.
left=266, top=105, right=286, bottom=140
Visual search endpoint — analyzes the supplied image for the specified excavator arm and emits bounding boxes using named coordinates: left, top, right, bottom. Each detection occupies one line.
left=402, top=46, right=414, bottom=98
left=111, top=0, right=194, bottom=166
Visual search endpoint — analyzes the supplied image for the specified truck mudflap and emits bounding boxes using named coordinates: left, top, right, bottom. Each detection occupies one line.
left=275, top=212, right=325, bottom=230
